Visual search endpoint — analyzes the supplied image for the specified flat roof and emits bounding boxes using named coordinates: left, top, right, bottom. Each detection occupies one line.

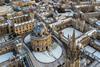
left=61, top=27, right=83, bottom=38
left=93, top=51, right=100, bottom=59
left=32, top=42, right=62, bottom=63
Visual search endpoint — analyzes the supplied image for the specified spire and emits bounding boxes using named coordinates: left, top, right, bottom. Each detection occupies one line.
left=72, top=30, right=76, bottom=43
left=70, top=30, right=76, bottom=50
left=68, top=30, right=80, bottom=67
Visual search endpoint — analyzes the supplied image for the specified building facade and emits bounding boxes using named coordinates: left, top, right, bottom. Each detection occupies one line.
left=31, top=22, right=52, bottom=51
left=7, top=13, right=34, bottom=35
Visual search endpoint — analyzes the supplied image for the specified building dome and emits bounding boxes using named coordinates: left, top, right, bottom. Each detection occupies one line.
left=31, top=22, right=52, bottom=52
left=32, top=22, right=47, bottom=37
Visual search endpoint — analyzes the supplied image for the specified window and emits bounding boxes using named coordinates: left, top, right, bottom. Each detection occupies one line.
left=46, top=46, right=48, bottom=50
left=57, top=63, right=65, bottom=67
left=37, top=48, right=40, bottom=52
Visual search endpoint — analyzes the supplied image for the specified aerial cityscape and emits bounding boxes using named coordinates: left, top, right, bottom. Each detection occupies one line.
left=0, top=0, right=100, bottom=67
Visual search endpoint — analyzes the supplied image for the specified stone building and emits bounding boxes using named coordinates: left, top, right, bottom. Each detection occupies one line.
left=31, top=22, right=52, bottom=51
left=0, top=5, right=13, bottom=36
left=7, top=13, right=34, bottom=35
left=0, top=18, right=14, bottom=36
left=0, top=37, right=25, bottom=67
left=66, top=30, right=80, bottom=67
left=0, top=23, right=8, bottom=36
left=24, top=22, right=67, bottom=67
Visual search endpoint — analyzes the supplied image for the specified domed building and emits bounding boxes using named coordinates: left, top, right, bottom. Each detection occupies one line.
left=31, top=22, right=52, bottom=52
left=24, top=22, right=67, bottom=67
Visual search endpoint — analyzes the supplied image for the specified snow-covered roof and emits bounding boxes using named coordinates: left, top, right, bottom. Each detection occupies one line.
left=50, top=18, right=72, bottom=26
left=0, top=52, right=13, bottom=63
left=94, top=51, right=100, bottom=58
left=84, top=46, right=96, bottom=54
left=24, top=34, right=31, bottom=44
left=81, top=46, right=95, bottom=59
left=59, top=9, right=74, bottom=17
left=75, top=5, right=92, bottom=8
left=22, top=0, right=31, bottom=2
left=96, top=21, right=100, bottom=26
left=0, top=36, right=9, bottom=44
left=0, top=6, right=13, bottom=15
left=81, top=45, right=100, bottom=62
left=94, top=40, right=100, bottom=46
left=10, top=14, right=29, bottom=20
left=76, top=29, right=97, bottom=43
left=81, top=46, right=95, bottom=58
left=32, top=42, right=62, bottom=63
left=14, top=19, right=34, bottom=27
left=85, top=29, right=96, bottom=36
left=61, top=27, right=83, bottom=39
left=93, top=51, right=100, bottom=62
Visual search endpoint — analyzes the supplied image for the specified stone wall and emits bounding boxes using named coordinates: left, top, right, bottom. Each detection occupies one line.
left=15, top=22, right=34, bottom=35
left=31, top=34, right=52, bottom=52
left=0, top=44, right=15, bottom=55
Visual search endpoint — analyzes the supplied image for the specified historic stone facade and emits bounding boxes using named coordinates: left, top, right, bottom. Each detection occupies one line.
left=0, top=24, right=8, bottom=36
left=14, top=22, right=34, bottom=35
left=31, top=22, right=52, bottom=52
left=66, top=30, right=80, bottom=67
left=7, top=13, right=34, bottom=35
left=31, top=34, right=52, bottom=51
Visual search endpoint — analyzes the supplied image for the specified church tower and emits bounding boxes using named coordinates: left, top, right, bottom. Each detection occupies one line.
left=67, top=30, right=80, bottom=67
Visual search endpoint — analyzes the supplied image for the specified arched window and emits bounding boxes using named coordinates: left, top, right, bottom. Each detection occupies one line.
left=37, top=48, right=40, bottom=52
left=46, top=46, right=48, bottom=50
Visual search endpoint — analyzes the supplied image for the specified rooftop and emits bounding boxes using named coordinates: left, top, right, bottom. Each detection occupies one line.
left=61, top=27, right=83, bottom=39
left=0, top=52, right=13, bottom=63
left=32, top=42, right=62, bottom=63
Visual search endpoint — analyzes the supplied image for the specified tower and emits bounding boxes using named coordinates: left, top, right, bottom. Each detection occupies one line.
left=67, top=30, right=80, bottom=67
